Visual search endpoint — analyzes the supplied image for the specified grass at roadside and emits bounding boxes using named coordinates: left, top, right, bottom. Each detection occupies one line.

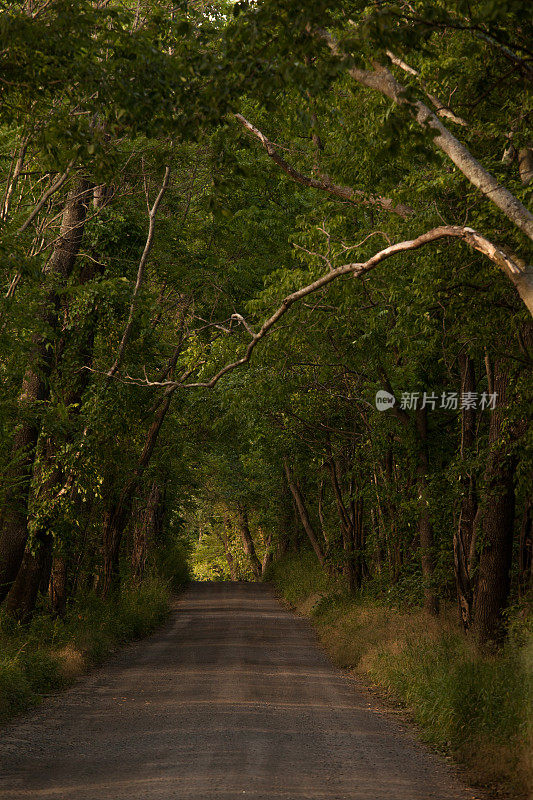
left=267, top=551, right=532, bottom=800
left=0, top=577, right=172, bottom=724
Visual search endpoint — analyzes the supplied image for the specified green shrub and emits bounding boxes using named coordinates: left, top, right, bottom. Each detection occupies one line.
left=21, top=651, right=62, bottom=695
left=266, top=550, right=334, bottom=606
left=158, top=542, right=190, bottom=591
left=0, top=576, right=173, bottom=724
left=0, top=662, right=33, bottom=720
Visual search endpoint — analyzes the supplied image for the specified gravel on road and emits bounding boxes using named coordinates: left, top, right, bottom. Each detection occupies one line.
left=0, top=582, right=477, bottom=800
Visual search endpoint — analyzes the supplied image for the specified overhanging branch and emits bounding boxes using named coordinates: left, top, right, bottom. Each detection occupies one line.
left=235, top=114, right=414, bottom=219
left=318, top=29, right=533, bottom=245
left=107, top=224, right=532, bottom=391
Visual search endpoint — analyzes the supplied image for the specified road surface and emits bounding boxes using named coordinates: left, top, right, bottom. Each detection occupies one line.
left=0, top=582, right=475, bottom=800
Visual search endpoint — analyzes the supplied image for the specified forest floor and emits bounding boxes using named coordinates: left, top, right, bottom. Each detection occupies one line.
left=0, top=581, right=480, bottom=800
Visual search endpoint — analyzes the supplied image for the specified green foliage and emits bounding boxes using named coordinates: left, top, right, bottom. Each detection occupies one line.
left=369, top=634, right=526, bottom=747
left=271, top=551, right=532, bottom=796
left=265, top=550, right=334, bottom=605
left=0, top=13, right=531, bottom=798
left=158, top=541, right=191, bottom=592
left=0, top=577, right=174, bottom=723
left=187, top=505, right=259, bottom=582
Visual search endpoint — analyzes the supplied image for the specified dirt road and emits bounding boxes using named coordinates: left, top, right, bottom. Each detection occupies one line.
left=0, top=582, right=475, bottom=800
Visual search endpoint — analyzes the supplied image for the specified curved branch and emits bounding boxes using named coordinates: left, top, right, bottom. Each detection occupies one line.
left=113, top=225, right=530, bottom=391
left=235, top=114, right=414, bottom=219
left=319, top=31, right=533, bottom=243
left=107, top=165, right=171, bottom=379
left=179, top=225, right=530, bottom=389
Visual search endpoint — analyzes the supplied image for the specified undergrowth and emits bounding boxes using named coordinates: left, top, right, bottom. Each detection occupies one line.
left=0, top=577, right=173, bottom=723
left=267, top=551, right=532, bottom=800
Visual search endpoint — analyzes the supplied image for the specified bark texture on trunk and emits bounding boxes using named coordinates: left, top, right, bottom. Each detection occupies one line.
left=237, top=505, right=261, bottom=579
left=518, top=146, right=533, bottom=186
left=49, top=555, right=68, bottom=616
left=519, top=499, right=532, bottom=596
left=0, top=180, right=90, bottom=602
left=283, top=457, right=325, bottom=566
left=473, top=359, right=517, bottom=648
left=5, top=531, right=52, bottom=621
left=131, top=483, right=163, bottom=583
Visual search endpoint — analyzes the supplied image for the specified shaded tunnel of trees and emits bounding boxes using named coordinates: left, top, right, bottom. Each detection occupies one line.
left=0, top=0, right=531, bottom=653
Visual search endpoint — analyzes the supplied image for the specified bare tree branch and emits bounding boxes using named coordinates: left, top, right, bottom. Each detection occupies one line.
left=230, top=313, right=255, bottom=336
left=107, top=165, right=171, bottom=379
left=319, top=30, right=533, bottom=244
left=105, top=224, right=532, bottom=391
left=235, top=113, right=414, bottom=219
left=385, top=50, right=468, bottom=126
left=1, top=135, right=30, bottom=221
left=18, top=159, right=75, bottom=233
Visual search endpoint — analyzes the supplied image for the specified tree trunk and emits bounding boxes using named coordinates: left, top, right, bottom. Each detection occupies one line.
left=278, top=486, right=298, bottom=556
left=0, top=369, right=48, bottom=604
left=415, top=407, right=439, bottom=616
left=326, top=457, right=358, bottom=591
left=454, top=354, right=477, bottom=629
left=261, top=530, right=273, bottom=576
left=0, top=180, right=91, bottom=602
left=283, top=457, right=326, bottom=566
left=354, top=497, right=366, bottom=584
left=381, top=447, right=402, bottom=582
left=236, top=504, right=261, bottom=579
left=5, top=238, right=103, bottom=620
left=100, top=387, right=176, bottom=596
left=5, top=531, right=52, bottom=622
left=518, top=498, right=532, bottom=596
left=131, top=482, right=162, bottom=583
left=473, top=359, right=517, bottom=648
left=49, top=555, right=68, bottom=616
left=387, top=388, right=438, bottom=609
left=99, top=323, right=186, bottom=599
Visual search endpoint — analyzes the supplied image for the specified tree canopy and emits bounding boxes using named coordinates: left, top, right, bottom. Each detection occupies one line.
left=0, top=0, right=531, bottom=650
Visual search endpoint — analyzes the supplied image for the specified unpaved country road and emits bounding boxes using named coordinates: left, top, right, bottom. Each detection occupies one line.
left=0, top=582, right=476, bottom=800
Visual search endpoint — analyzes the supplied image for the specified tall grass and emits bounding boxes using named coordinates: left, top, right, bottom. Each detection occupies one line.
left=0, top=577, right=172, bottom=723
left=268, top=552, right=532, bottom=799
left=265, top=550, right=333, bottom=606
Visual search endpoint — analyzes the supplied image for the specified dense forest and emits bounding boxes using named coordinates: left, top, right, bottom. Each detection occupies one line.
left=0, top=1, right=532, bottom=777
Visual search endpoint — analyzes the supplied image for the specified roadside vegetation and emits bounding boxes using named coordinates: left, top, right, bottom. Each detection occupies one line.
left=0, top=1, right=531, bottom=794
left=0, top=566, right=187, bottom=723
left=268, top=551, right=532, bottom=799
